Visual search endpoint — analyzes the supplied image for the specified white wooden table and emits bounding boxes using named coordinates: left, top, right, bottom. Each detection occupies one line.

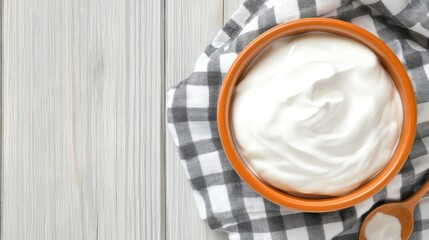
left=3, top=0, right=242, bottom=239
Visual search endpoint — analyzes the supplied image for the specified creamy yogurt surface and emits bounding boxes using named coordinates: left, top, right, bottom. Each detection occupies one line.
left=231, top=32, right=403, bottom=196
left=365, top=212, right=402, bottom=240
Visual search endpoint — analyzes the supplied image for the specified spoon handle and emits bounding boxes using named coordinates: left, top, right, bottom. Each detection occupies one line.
left=404, top=179, right=429, bottom=210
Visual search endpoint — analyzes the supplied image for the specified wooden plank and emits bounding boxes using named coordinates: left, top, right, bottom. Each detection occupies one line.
left=224, top=0, right=245, bottom=22
left=0, top=0, right=3, bottom=237
left=165, top=0, right=228, bottom=239
left=2, top=0, right=165, bottom=239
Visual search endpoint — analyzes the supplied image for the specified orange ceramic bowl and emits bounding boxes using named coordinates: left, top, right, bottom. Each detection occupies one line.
left=217, top=18, right=417, bottom=212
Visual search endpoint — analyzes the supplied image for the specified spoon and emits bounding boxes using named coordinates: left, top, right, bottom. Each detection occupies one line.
left=359, top=179, right=429, bottom=240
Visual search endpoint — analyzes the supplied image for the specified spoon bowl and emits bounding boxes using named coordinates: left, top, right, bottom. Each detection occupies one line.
left=359, top=179, right=429, bottom=240
left=359, top=203, right=413, bottom=240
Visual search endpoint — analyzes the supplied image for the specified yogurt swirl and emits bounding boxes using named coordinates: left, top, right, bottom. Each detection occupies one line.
left=231, top=32, right=403, bottom=196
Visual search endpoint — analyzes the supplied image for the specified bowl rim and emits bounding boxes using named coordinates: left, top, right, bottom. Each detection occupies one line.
left=217, top=18, right=417, bottom=212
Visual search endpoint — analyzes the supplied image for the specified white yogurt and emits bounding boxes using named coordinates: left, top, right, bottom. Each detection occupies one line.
left=365, top=212, right=402, bottom=240
left=231, top=32, right=403, bottom=196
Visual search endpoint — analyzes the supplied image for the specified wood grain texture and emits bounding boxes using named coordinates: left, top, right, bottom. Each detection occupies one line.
left=2, top=0, right=165, bottom=239
left=165, top=0, right=228, bottom=239
left=224, top=0, right=245, bottom=22
left=3, top=0, right=247, bottom=239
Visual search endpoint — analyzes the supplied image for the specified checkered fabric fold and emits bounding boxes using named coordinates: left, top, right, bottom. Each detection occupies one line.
left=167, top=0, right=429, bottom=239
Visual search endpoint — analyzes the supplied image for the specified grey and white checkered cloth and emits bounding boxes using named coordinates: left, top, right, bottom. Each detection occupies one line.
left=167, top=0, right=429, bottom=239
